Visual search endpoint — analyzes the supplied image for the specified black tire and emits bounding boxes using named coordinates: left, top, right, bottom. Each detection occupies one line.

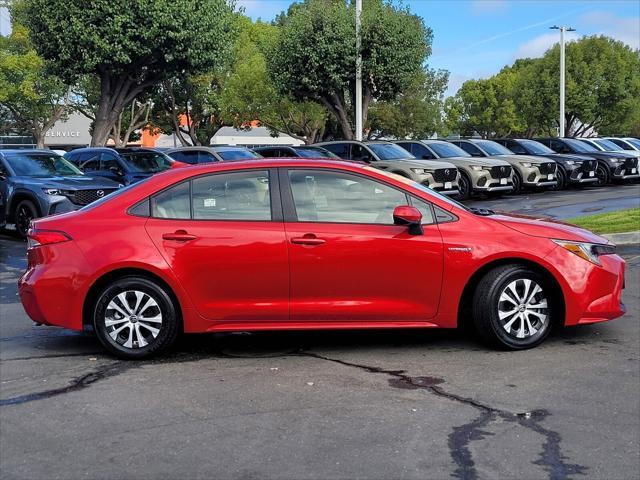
left=457, top=172, right=472, bottom=200
left=594, top=162, right=609, bottom=186
left=551, top=167, right=566, bottom=190
left=511, top=171, right=523, bottom=194
left=93, top=276, right=179, bottom=359
left=472, top=265, right=555, bottom=350
left=14, top=199, right=39, bottom=239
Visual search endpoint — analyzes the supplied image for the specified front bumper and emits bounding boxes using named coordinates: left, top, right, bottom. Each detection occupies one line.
left=518, top=164, right=557, bottom=187
left=468, top=168, right=513, bottom=192
left=611, top=160, right=639, bottom=180
left=566, top=162, right=598, bottom=184
left=545, top=245, right=626, bottom=326
left=418, top=173, right=460, bottom=196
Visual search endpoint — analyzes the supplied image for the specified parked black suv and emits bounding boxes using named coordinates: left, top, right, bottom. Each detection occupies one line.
left=252, top=145, right=338, bottom=159
left=494, top=138, right=598, bottom=189
left=65, top=147, right=174, bottom=185
left=534, top=138, right=639, bottom=185
left=0, top=149, right=120, bottom=237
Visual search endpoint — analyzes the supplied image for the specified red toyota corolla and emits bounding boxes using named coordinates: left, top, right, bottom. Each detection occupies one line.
left=18, top=159, right=625, bottom=359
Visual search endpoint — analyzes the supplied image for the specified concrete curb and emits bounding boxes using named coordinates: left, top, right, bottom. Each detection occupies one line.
left=603, top=231, right=640, bottom=246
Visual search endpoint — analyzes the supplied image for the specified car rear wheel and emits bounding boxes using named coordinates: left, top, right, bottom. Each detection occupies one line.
left=594, top=163, right=609, bottom=186
left=14, top=199, right=38, bottom=239
left=457, top=172, right=471, bottom=200
left=93, top=276, right=179, bottom=359
left=472, top=265, right=554, bottom=350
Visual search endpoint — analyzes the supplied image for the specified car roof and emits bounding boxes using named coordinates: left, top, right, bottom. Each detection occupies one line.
left=210, top=145, right=254, bottom=151
left=0, top=149, right=59, bottom=155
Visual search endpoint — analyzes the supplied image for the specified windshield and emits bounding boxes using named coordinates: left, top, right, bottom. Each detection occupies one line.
left=121, top=151, right=173, bottom=173
left=564, top=138, right=598, bottom=152
left=367, top=143, right=415, bottom=160
left=626, top=138, right=640, bottom=149
left=591, top=139, right=620, bottom=151
left=519, top=140, right=554, bottom=154
left=216, top=149, right=260, bottom=161
left=295, top=147, right=339, bottom=159
left=427, top=142, right=470, bottom=158
left=475, top=140, right=514, bottom=156
left=4, top=152, right=83, bottom=177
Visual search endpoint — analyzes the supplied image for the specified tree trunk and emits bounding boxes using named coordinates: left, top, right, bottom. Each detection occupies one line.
left=91, top=72, right=153, bottom=146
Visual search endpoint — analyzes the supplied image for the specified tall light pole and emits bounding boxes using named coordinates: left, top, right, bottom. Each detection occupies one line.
left=355, top=0, right=363, bottom=141
left=550, top=25, right=575, bottom=138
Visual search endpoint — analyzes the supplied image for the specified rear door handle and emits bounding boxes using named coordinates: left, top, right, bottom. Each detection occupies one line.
left=162, top=230, right=198, bottom=242
left=291, top=235, right=326, bottom=246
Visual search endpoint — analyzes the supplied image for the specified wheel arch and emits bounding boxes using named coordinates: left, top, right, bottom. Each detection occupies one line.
left=82, top=267, right=184, bottom=331
left=457, top=257, right=565, bottom=330
left=7, top=190, right=42, bottom=221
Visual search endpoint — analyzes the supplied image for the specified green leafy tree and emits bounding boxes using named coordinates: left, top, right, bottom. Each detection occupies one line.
left=17, top=0, right=235, bottom=146
left=366, top=69, right=449, bottom=139
left=445, top=72, right=522, bottom=138
left=221, top=17, right=328, bottom=144
left=269, top=0, right=432, bottom=139
left=0, top=23, right=70, bottom=147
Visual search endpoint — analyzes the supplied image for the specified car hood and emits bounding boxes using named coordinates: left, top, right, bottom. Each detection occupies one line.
left=386, top=158, right=457, bottom=170
left=536, top=153, right=595, bottom=163
left=488, top=154, right=550, bottom=165
left=14, top=175, right=121, bottom=190
left=441, top=156, right=511, bottom=167
left=490, top=212, right=609, bottom=244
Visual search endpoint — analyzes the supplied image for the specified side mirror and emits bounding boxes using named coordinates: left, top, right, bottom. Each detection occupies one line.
left=393, top=205, right=423, bottom=235
left=422, top=154, right=435, bottom=160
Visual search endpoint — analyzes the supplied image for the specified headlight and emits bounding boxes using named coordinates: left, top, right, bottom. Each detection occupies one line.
left=552, top=239, right=616, bottom=266
left=519, top=162, right=532, bottom=168
left=42, top=188, right=62, bottom=195
left=565, top=160, right=576, bottom=165
left=470, top=165, right=483, bottom=171
left=411, top=168, right=428, bottom=175
left=609, top=158, right=622, bottom=164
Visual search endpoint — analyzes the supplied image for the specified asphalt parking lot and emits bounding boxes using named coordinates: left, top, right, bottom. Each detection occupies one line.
left=1, top=185, right=639, bottom=480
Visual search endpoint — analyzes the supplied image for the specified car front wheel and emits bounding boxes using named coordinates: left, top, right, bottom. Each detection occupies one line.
left=93, top=276, right=179, bottom=359
left=14, top=199, right=39, bottom=238
left=594, top=163, right=609, bottom=186
left=457, top=172, right=471, bottom=200
left=472, top=265, right=555, bottom=350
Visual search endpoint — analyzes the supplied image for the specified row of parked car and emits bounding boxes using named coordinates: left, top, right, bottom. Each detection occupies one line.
left=1, top=137, right=638, bottom=238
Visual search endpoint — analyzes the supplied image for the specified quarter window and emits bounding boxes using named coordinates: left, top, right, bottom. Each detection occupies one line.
left=288, top=169, right=408, bottom=224
left=151, top=181, right=191, bottom=219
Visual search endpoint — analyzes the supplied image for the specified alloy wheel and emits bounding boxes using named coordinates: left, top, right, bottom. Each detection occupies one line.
left=104, top=290, right=163, bottom=349
left=595, top=164, right=608, bottom=186
left=497, top=278, right=548, bottom=339
left=15, top=203, right=35, bottom=237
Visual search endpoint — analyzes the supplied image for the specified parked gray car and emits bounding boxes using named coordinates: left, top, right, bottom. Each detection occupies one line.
left=579, top=138, right=640, bottom=159
left=395, top=140, right=513, bottom=200
left=315, top=141, right=460, bottom=196
left=448, top=139, right=558, bottom=193
left=0, top=149, right=121, bottom=237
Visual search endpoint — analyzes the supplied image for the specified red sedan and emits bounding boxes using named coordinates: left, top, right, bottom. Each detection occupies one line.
left=18, top=159, right=626, bottom=359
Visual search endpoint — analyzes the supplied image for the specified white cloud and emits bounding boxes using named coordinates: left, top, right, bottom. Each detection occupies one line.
left=515, top=31, right=580, bottom=59
left=579, top=11, right=640, bottom=50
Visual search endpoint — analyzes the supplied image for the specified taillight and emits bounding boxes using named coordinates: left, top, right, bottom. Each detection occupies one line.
left=27, top=229, right=72, bottom=248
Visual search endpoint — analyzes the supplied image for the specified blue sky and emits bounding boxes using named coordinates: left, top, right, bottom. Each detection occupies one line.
left=2, top=1, right=638, bottom=95
left=238, top=0, right=640, bottom=95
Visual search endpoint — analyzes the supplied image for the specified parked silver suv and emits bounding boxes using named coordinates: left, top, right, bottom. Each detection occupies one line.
left=395, top=140, right=513, bottom=200
left=449, top=139, right=558, bottom=193
left=316, top=141, right=460, bottom=196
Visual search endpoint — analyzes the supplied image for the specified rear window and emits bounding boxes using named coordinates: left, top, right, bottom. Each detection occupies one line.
left=215, top=149, right=261, bottom=161
left=121, top=151, right=173, bottom=172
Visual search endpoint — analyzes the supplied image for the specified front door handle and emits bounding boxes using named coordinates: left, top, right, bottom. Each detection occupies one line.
left=162, top=230, right=197, bottom=242
left=291, top=234, right=326, bottom=246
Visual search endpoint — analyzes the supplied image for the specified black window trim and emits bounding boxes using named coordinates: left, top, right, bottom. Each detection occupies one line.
left=128, top=167, right=282, bottom=222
